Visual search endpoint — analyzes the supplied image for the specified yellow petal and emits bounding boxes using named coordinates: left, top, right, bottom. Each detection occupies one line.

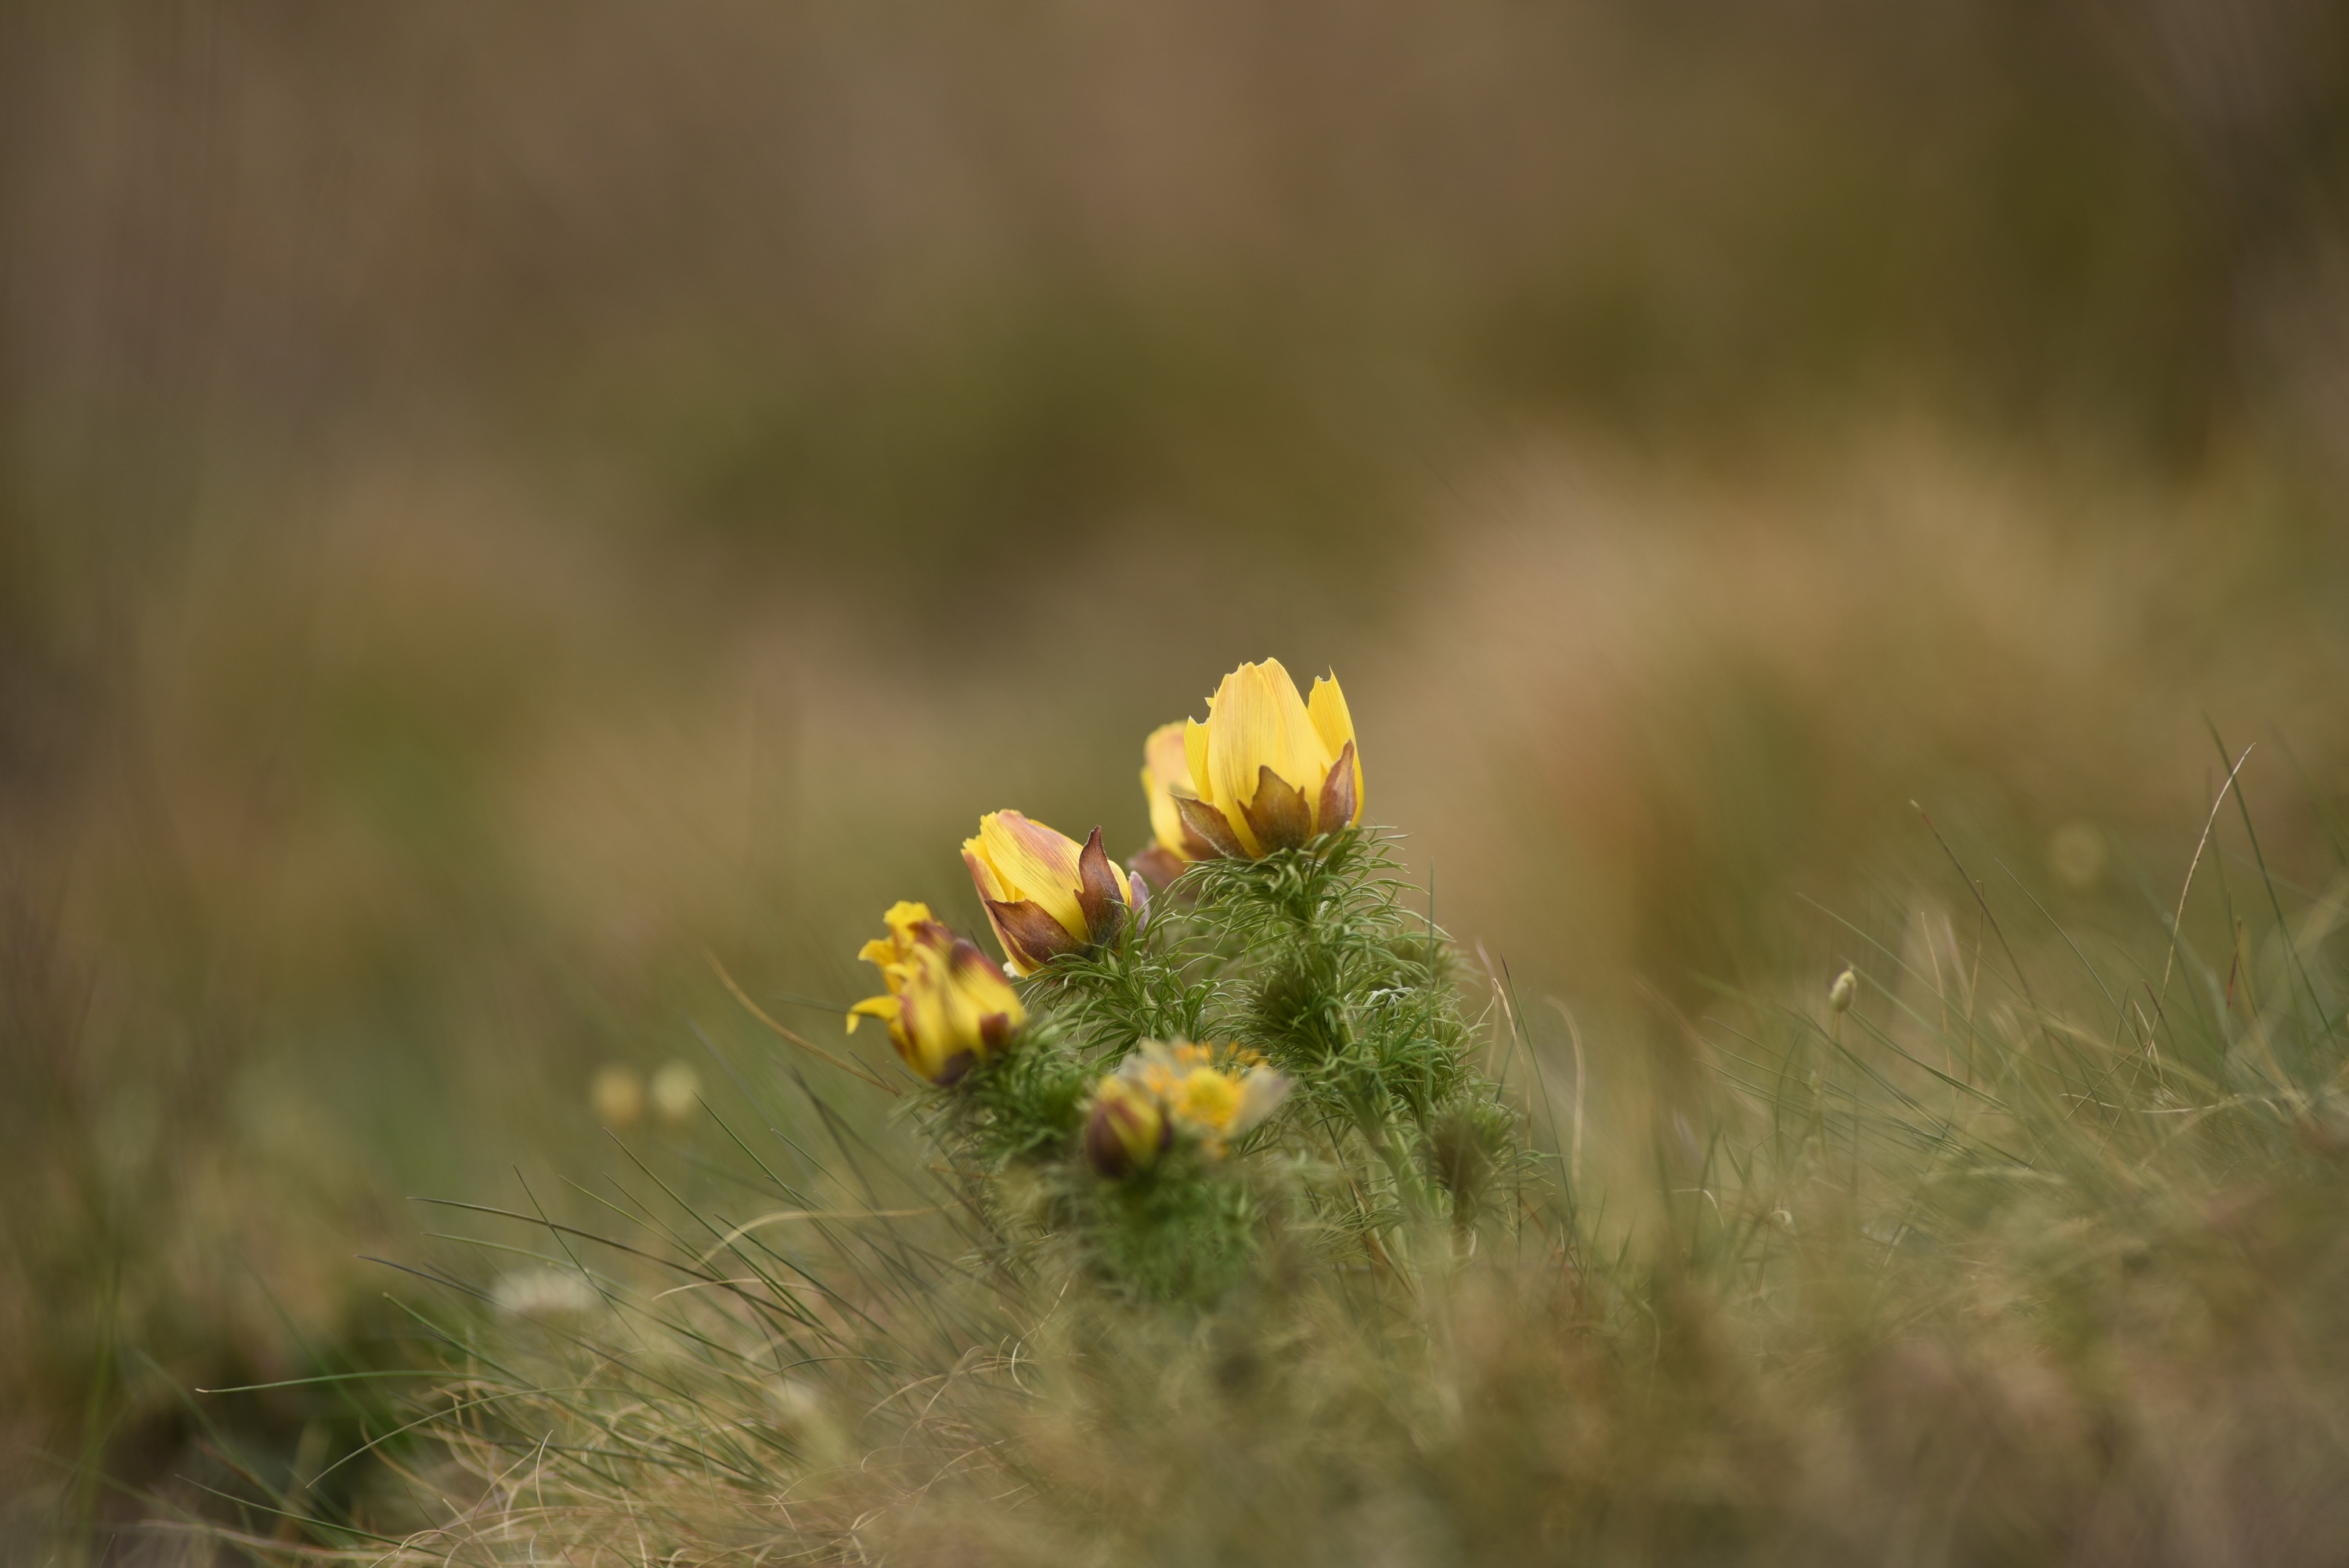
left=930, top=971, right=986, bottom=1061
left=962, top=845, right=1033, bottom=972
left=1306, top=673, right=1360, bottom=816
left=1183, top=719, right=1214, bottom=807
left=882, top=900, right=936, bottom=944
left=1142, top=721, right=1192, bottom=854
left=1200, top=709, right=1257, bottom=858
left=1145, top=720, right=1193, bottom=788
left=960, top=838, right=1011, bottom=903
left=1205, top=661, right=1327, bottom=856
left=846, top=994, right=899, bottom=1034
left=860, top=899, right=954, bottom=1003
left=894, top=943, right=957, bottom=1078
left=952, top=938, right=1023, bottom=1008
left=1085, top=1076, right=1166, bottom=1175
left=908, top=940, right=1023, bottom=1078
left=1140, top=764, right=1171, bottom=852
left=1230, top=1068, right=1292, bottom=1135
left=974, top=811, right=1088, bottom=943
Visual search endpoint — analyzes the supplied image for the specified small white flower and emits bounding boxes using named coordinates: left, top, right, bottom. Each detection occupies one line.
left=650, top=1060, right=702, bottom=1125
left=493, top=1268, right=599, bottom=1321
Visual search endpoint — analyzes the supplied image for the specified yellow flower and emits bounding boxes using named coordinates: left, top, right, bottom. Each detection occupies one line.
left=1084, top=1075, right=1169, bottom=1177
left=1132, top=720, right=1214, bottom=889
left=1171, top=1067, right=1241, bottom=1130
left=1169, top=658, right=1363, bottom=858
left=1087, top=1040, right=1290, bottom=1174
left=962, top=811, right=1146, bottom=976
left=847, top=900, right=1027, bottom=1085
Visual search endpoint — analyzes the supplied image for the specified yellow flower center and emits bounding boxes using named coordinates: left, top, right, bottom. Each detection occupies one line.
left=1173, top=1068, right=1242, bottom=1130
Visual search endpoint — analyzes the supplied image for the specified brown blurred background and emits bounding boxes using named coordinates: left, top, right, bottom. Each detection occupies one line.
left=5, top=0, right=2349, bottom=1549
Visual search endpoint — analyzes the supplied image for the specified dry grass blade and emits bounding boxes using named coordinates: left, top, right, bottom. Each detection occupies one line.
left=707, top=950, right=904, bottom=1096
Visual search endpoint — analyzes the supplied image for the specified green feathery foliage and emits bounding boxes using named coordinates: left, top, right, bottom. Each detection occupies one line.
left=920, top=826, right=1521, bottom=1300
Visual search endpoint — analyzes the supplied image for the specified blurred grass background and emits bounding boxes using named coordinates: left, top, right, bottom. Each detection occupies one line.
left=5, top=0, right=2349, bottom=1552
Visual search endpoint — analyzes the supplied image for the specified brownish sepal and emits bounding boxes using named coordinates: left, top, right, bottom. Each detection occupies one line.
left=1240, top=764, right=1314, bottom=852
left=1173, top=794, right=1247, bottom=860
left=1131, top=844, right=1190, bottom=894
left=1317, top=740, right=1357, bottom=834
left=1074, top=827, right=1129, bottom=944
left=985, top=896, right=1082, bottom=971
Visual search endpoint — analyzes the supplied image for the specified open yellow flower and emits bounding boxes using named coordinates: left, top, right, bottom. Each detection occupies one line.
left=1085, top=1040, right=1290, bottom=1174
left=847, top=901, right=1026, bottom=1085
left=962, top=811, right=1145, bottom=975
left=1168, top=658, right=1363, bottom=858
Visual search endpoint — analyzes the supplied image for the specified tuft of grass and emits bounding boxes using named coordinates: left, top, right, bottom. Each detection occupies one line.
left=215, top=795, right=2349, bottom=1566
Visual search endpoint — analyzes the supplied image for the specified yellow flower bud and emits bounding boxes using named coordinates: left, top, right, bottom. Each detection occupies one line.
left=1084, top=1075, right=1169, bottom=1177
left=962, top=812, right=1146, bottom=975
left=847, top=901, right=1027, bottom=1085
left=1164, top=659, right=1362, bottom=858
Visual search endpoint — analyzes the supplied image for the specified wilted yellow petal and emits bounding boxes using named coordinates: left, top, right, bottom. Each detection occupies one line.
left=893, top=950, right=950, bottom=1077
left=852, top=902, right=1024, bottom=1082
left=948, top=941, right=1026, bottom=1027
left=926, top=966, right=984, bottom=1064
left=882, top=900, right=935, bottom=943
